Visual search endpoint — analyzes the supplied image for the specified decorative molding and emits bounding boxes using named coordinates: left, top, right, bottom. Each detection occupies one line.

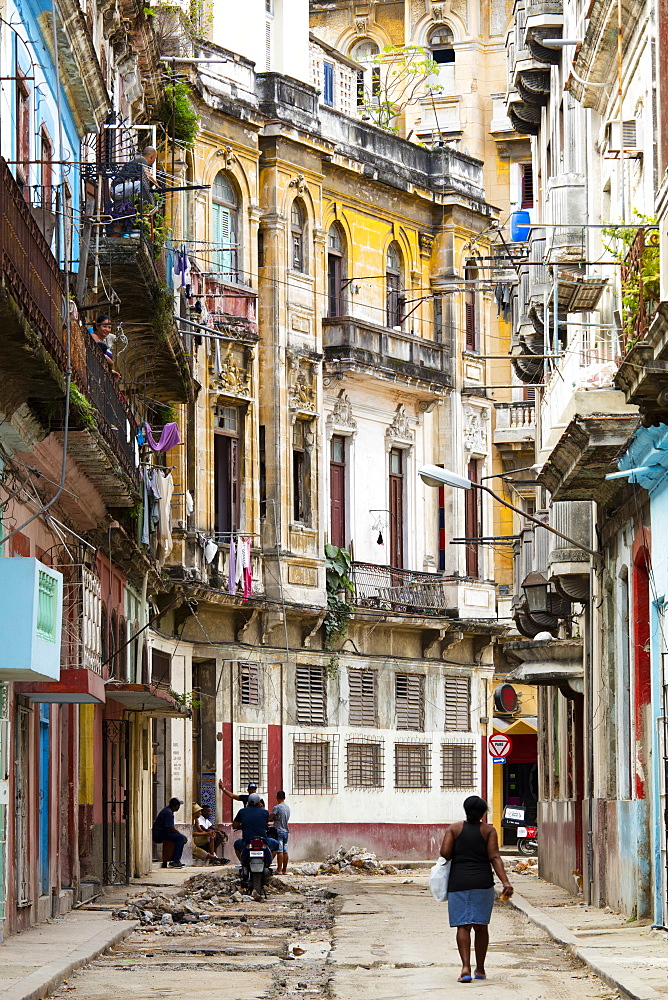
left=287, top=350, right=320, bottom=413
left=386, top=404, right=415, bottom=445
left=431, top=3, right=445, bottom=22
left=354, top=16, right=369, bottom=34
left=327, top=390, right=357, bottom=431
left=216, top=145, right=235, bottom=168
left=463, top=403, right=488, bottom=455
left=289, top=173, right=308, bottom=195
left=418, top=232, right=434, bottom=257
left=211, top=345, right=253, bottom=398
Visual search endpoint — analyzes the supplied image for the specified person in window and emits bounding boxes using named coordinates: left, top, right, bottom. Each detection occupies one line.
left=232, top=792, right=279, bottom=860
left=218, top=779, right=258, bottom=806
left=152, top=797, right=187, bottom=868
left=439, top=795, right=513, bottom=983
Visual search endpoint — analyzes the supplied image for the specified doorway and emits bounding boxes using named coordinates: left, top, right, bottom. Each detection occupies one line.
left=38, top=704, right=50, bottom=896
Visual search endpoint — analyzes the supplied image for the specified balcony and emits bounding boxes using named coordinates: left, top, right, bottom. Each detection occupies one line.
left=322, top=316, right=452, bottom=392
left=66, top=337, right=141, bottom=505
left=0, top=158, right=67, bottom=410
left=615, top=302, right=668, bottom=423
left=15, top=563, right=106, bottom=704
left=505, top=637, right=583, bottom=698
left=189, top=271, right=258, bottom=342
left=165, top=531, right=265, bottom=598
left=350, top=562, right=497, bottom=619
left=525, top=0, right=564, bottom=64
left=493, top=400, right=536, bottom=453
left=544, top=174, right=586, bottom=265
left=570, top=0, right=643, bottom=110
left=548, top=501, right=591, bottom=601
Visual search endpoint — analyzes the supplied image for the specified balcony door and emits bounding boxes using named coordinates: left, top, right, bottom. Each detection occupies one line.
left=389, top=448, right=404, bottom=569
left=214, top=405, right=240, bottom=535
left=330, top=435, right=346, bottom=548
left=464, top=458, right=480, bottom=578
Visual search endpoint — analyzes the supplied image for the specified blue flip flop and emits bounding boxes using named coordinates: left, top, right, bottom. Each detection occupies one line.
left=475, top=973, right=487, bottom=980
left=458, top=974, right=473, bottom=983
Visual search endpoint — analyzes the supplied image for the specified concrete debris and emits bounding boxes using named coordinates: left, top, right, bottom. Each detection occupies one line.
left=511, top=857, right=539, bottom=875
left=111, top=870, right=324, bottom=922
left=290, top=846, right=398, bottom=877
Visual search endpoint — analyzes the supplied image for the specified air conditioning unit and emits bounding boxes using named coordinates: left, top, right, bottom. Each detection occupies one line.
left=605, top=119, right=643, bottom=157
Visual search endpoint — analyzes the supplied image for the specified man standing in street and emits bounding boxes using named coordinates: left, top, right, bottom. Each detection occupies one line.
left=270, top=790, right=290, bottom=875
left=152, top=797, right=187, bottom=868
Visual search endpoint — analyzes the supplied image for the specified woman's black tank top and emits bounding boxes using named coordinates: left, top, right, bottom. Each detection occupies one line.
left=447, top=821, right=494, bottom=892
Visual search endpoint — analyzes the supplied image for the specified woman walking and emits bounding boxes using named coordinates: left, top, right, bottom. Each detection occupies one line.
left=440, top=795, right=513, bottom=983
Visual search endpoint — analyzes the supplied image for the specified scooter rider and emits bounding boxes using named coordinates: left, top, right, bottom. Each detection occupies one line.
left=232, top=793, right=279, bottom=861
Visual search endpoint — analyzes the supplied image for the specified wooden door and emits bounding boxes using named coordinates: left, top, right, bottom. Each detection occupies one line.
left=464, top=458, right=479, bottom=578
left=389, top=448, right=404, bottom=568
left=330, top=435, right=346, bottom=548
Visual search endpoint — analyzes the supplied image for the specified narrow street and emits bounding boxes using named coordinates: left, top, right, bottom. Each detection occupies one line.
left=47, top=871, right=621, bottom=1000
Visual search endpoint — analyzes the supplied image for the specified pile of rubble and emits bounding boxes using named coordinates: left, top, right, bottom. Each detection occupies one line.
left=511, top=857, right=539, bottom=875
left=112, top=871, right=242, bottom=923
left=292, top=846, right=398, bottom=877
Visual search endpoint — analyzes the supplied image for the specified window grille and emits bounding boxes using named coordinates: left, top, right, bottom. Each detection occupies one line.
left=292, top=733, right=339, bottom=794
left=444, top=677, right=471, bottom=731
left=395, top=742, right=431, bottom=788
left=151, top=649, right=171, bottom=688
left=346, top=737, right=383, bottom=788
left=441, top=743, right=475, bottom=788
left=240, top=661, right=261, bottom=706
left=395, top=673, right=424, bottom=731
left=348, top=669, right=377, bottom=727
left=237, top=726, right=267, bottom=790
left=296, top=665, right=327, bottom=726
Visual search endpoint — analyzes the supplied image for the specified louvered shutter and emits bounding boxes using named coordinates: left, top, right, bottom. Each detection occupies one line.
left=240, top=662, right=261, bottom=705
left=444, top=677, right=470, bottom=731
left=441, top=744, right=475, bottom=788
left=348, top=670, right=377, bottom=727
left=296, top=665, right=327, bottom=726
left=395, top=674, right=424, bottom=731
left=239, top=740, right=262, bottom=786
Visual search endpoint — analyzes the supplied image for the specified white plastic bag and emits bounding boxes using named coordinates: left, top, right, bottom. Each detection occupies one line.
left=429, top=856, right=451, bottom=901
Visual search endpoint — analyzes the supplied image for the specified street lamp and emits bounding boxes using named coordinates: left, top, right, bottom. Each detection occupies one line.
left=522, top=571, right=550, bottom=613
left=418, top=465, right=600, bottom=562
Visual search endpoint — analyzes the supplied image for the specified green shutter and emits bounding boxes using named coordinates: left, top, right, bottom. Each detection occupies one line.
left=36, top=570, right=57, bottom=642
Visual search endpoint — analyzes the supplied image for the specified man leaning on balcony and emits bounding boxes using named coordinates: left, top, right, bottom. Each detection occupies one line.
left=111, top=146, right=160, bottom=208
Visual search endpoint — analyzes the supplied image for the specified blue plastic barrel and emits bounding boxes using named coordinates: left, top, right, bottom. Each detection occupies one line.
left=510, top=210, right=531, bottom=242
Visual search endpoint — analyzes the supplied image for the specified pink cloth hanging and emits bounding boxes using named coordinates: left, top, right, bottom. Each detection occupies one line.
left=228, top=541, right=236, bottom=595
left=243, top=539, right=252, bottom=600
left=144, top=421, right=181, bottom=452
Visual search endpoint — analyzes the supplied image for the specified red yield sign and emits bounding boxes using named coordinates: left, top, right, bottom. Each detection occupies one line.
left=488, top=734, right=512, bottom=758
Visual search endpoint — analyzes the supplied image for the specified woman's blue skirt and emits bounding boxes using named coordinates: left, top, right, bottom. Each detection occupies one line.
left=447, top=887, right=495, bottom=926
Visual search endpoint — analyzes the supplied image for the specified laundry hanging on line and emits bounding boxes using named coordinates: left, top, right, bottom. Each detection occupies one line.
left=143, top=421, right=182, bottom=452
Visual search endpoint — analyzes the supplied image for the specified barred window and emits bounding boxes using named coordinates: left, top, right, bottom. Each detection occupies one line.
left=239, top=740, right=262, bottom=788
left=346, top=740, right=383, bottom=787
left=441, top=743, right=475, bottom=788
left=296, top=665, right=327, bottom=725
left=395, top=743, right=430, bottom=788
left=395, top=673, right=424, bottom=731
left=348, top=669, right=377, bottom=727
left=240, top=661, right=261, bottom=706
left=444, top=676, right=470, bottom=731
left=293, top=742, right=330, bottom=792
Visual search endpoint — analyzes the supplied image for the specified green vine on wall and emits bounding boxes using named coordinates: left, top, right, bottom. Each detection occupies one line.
left=155, top=82, right=200, bottom=149
left=324, top=544, right=354, bottom=676
left=69, top=384, right=96, bottom=429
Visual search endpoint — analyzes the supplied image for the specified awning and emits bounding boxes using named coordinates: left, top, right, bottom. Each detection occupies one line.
left=15, top=668, right=106, bottom=704
left=105, top=682, right=189, bottom=717
left=557, top=271, right=608, bottom=312
left=493, top=716, right=538, bottom=735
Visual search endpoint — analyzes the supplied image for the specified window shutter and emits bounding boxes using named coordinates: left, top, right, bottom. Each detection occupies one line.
left=296, top=665, right=327, bottom=725
left=294, top=742, right=330, bottom=790
left=265, top=18, right=272, bottom=70
left=346, top=742, right=382, bottom=787
left=240, top=661, right=261, bottom=705
left=520, top=163, right=534, bottom=208
left=395, top=744, right=430, bottom=787
left=444, top=677, right=470, bottom=731
left=348, top=670, right=377, bottom=727
left=395, top=674, right=425, bottom=731
left=239, top=740, right=262, bottom=787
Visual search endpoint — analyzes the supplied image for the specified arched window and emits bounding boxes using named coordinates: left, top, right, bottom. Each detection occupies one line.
left=327, top=223, right=346, bottom=317
left=291, top=199, right=306, bottom=273
left=212, top=171, right=239, bottom=281
left=429, top=24, right=455, bottom=64
left=386, top=242, right=404, bottom=328
left=350, top=39, right=381, bottom=108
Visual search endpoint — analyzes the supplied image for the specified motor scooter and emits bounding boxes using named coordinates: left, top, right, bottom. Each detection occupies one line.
left=502, top=806, right=538, bottom=856
left=240, top=837, right=273, bottom=896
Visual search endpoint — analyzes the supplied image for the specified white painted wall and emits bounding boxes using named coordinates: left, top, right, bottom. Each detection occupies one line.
left=211, top=0, right=310, bottom=83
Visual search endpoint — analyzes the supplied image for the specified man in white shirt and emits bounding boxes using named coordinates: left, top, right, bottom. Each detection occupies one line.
left=269, top=791, right=291, bottom=875
left=195, top=805, right=228, bottom=862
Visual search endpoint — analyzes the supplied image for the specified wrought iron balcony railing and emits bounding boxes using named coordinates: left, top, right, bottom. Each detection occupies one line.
left=350, top=561, right=450, bottom=615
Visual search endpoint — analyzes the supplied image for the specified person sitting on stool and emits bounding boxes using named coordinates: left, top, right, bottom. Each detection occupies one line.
left=152, top=797, right=187, bottom=868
